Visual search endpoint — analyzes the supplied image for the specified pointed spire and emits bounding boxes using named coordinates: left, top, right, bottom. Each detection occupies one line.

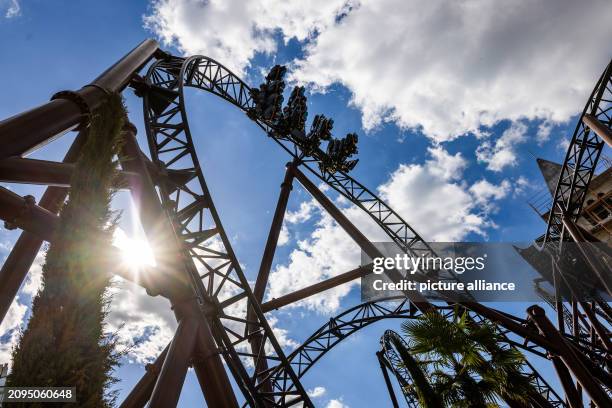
left=536, top=158, right=562, bottom=196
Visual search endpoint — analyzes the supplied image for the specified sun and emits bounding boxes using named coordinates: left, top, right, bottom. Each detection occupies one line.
left=113, top=228, right=156, bottom=271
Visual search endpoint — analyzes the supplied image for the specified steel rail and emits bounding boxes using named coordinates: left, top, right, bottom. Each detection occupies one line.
left=284, top=297, right=566, bottom=407
left=541, top=59, right=612, bottom=247
left=143, top=55, right=313, bottom=407
left=380, top=330, right=421, bottom=407
left=139, top=53, right=577, bottom=407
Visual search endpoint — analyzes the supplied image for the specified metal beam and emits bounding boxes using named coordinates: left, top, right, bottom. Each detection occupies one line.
left=579, top=302, right=611, bottom=352
left=193, top=323, right=240, bottom=408
left=261, top=264, right=372, bottom=312
left=118, top=124, right=238, bottom=406
left=0, top=186, right=59, bottom=240
left=253, top=160, right=297, bottom=304
left=246, top=160, right=296, bottom=393
left=562, top=215, right=612, bottom=296
left=583, top=114, right=612, bottom=147
left=376, top=351, right=400, bottom=408
left=0, top=157, right=138, bottom=188
left=0, top=39, right=158, bottom=159
left=528, top=305, right=612, bottom=407
left=0, top=132, right=85, bottom=324
left=293, top=167, right=433, bottom=311
left=551, top=356, right=582, bottom=408
left=119, top=345, right=169, bottom=408
left=148, top=318, right=199, bottom=408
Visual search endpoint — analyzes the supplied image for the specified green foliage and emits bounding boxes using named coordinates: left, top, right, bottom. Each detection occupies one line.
left=390, top=335, right=443, bottom=408
left=399, top=310, right=540, bottom=407
left=7, top=94, right=126, bottom=407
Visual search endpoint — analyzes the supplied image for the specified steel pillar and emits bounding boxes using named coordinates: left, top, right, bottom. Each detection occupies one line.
left=0, top=157, right=136, bottom=188
left=118, top=124, right=238, bottom=407
left=551, top=356, right=583, bottom=408
left=120, top=345, right=169, bottom=408
left=0, top=187, right=59, bottom=240
left=0, top=131, right=85, bottom=324
left=583, top=114, right=612, bottom=147
left=528, top=305, right=611, bottom=407
left=148, top=318, right=199, bottom=408
left=192, top=323, right=240, bottom=408
left=580, top=302, right=611, bottom=352
left=376, top=351, right=400, bottom=408
left=293, top=167, right=432, bottom=311
left=0, top=39, right=158, bottom=159
left=247, top=160, right=296, bottom=395
left=253, top=160, right=297, bottom=303
left=562, top=216, right=612, bottom=296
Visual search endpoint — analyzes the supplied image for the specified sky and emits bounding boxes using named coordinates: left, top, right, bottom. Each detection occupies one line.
left=0, top=0, right=611, bottom=407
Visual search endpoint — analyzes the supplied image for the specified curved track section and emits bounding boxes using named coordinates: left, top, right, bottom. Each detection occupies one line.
left=543, top=60, right=611, bottom=246
left=142, top=54, right=568, bottom=407
left=286, top=298, right=565, bottom=407
left=380, top=330, right=420, bottom=407
left=144, top=56, right=313, bottom=407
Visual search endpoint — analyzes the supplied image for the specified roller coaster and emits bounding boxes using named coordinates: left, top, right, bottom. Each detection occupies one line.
left=0, top=39, right=610, bottom=407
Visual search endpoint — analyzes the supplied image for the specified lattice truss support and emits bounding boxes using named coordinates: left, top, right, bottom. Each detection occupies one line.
left=0, top=39, right=610, bottom=408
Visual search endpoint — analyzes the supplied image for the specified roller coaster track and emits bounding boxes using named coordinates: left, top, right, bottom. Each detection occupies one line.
left=542, top=60, right=612, bottom=247
left=380, top=330, right=420, bottom=407
left=286, top=298, right=565, bottom=407
left=143, top=55, right=313, bottom=407
left=140, top=54, right=608, bottom=406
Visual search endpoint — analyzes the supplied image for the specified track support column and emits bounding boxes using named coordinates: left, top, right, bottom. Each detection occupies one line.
left=148, top=318, right=199, bottom=408
left=118, top=123, right=238, bottom=408
left=120, top=345, right=169, bottom=408
left=527, top=305, right=611, bottom=407
left=0, top=132, right=85, bottom=324
left=293, top=167, right=432, bottom=311
left=583, top=114, right=612, bottom=147
left=376, top=351, right=400, bottom=408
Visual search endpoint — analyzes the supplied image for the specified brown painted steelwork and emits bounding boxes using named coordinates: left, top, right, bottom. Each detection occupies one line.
left=118, top=125, right=239, bottom=408
left=528, top=305, right=612, bottom=407
left=0, top=131, right=85, bottom=323
left=583, top=114, right=612, bottom=147
left=0, top=40, right=159, bottom=159
left=0, top=156, right=138, bottom=188
left=0, top=41, right=609, bottom=407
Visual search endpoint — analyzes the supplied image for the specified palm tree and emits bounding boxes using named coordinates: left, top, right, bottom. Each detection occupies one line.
left=398, top=310, right=546, bottom=407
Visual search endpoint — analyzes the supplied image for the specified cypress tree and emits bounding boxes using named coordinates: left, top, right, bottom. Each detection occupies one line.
left=8, top=94, right=125, bottom=407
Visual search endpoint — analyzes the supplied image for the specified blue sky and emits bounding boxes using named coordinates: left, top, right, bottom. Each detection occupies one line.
left=0, top=1, right=611, bottom=407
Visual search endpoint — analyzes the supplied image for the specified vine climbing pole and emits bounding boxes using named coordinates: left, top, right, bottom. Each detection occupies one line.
left=0, top=39, right=609, bottom=407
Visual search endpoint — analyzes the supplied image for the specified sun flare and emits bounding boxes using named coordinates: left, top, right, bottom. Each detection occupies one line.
left=113, top=229, right=156, bottom=270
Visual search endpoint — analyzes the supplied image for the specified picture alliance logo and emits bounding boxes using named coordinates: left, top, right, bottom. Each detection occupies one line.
left=372, top=253, right=488, bottom=275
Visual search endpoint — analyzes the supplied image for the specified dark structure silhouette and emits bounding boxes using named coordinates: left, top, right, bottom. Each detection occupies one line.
left=0, top=39, right=610, bottom=407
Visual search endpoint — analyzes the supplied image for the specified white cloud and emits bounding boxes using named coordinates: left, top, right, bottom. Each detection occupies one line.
left=469, top=179, right=511, bottom=212
left=144, top=0, right=351, bottom=76
left=145, top=1, right=611, bottom=143
left=476, top=122, right=528, bottom=171
left=536, top=121, right=554, bottom=145
left=268, top=148, right=507, bottom=313
left=308, top=386, right=327, bottom=398
left=105, top=277, right=176, bottom=364
left=2, top=0, right=20, bottom=18
left=286, top=200, right=319, bottom=224
left=0, top=251, right=44, bottom=367
left=513, top=176, right=531, bottom=196
left=278, top=224, right=290, bottom=246
left=292, top=0, right=612, bottom=141
left=326, top=398, right=349, bottom=408
left=425, top=146, right=467, bottom=181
